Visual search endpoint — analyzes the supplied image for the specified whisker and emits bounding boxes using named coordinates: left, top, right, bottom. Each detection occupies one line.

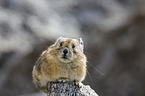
left=86, top=70, right=93, bottom=83
left=87, top=61, right=105, bottom=76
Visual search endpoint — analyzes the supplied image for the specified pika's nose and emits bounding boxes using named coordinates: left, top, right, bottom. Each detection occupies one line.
left=63, top=48, right=69, bottom=56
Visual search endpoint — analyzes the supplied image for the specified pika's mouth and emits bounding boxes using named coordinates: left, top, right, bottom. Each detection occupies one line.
left=62, top=56, right=68, bottom=59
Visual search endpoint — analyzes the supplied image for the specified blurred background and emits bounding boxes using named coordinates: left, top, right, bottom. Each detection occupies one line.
left=0, top=0, right=145, bottom=96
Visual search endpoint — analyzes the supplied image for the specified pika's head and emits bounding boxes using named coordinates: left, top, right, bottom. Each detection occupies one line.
left=51, top=37, right=84, bottom=63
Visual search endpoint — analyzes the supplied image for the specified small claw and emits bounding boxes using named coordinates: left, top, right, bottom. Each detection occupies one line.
left=57, top=79, right=63, bottom=82
left=62, top=79, right=69, bottom=82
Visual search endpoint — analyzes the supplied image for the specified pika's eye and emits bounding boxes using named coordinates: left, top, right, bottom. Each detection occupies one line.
left=80, top=42, right=83, bottom=45
left=60, top=42, right=63, bottom=46
left=72, top=44, right=75, bottom=48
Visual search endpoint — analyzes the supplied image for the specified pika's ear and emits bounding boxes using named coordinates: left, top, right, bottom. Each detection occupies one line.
left=77, top=38, right=83, bottom=44
left=77, top=38, right=84, bottom=52
left=54, top=37, right=63, bottom=46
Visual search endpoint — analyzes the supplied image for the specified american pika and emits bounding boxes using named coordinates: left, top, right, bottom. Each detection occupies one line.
left=32, top=37, right=87, bottom=93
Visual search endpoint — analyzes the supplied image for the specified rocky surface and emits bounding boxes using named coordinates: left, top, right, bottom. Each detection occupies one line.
left=0, top=0, right=145, bottom=96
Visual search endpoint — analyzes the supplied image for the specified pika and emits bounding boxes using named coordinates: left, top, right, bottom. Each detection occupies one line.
left=32, top=37, right=87, bottom=93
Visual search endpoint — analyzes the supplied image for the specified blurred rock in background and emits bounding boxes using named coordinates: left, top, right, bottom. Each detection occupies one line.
left=0, top=0, right=145, bottom=96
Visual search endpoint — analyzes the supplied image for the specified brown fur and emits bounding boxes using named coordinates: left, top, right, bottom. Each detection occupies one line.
left=32, top=37, right=87, bottom=93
